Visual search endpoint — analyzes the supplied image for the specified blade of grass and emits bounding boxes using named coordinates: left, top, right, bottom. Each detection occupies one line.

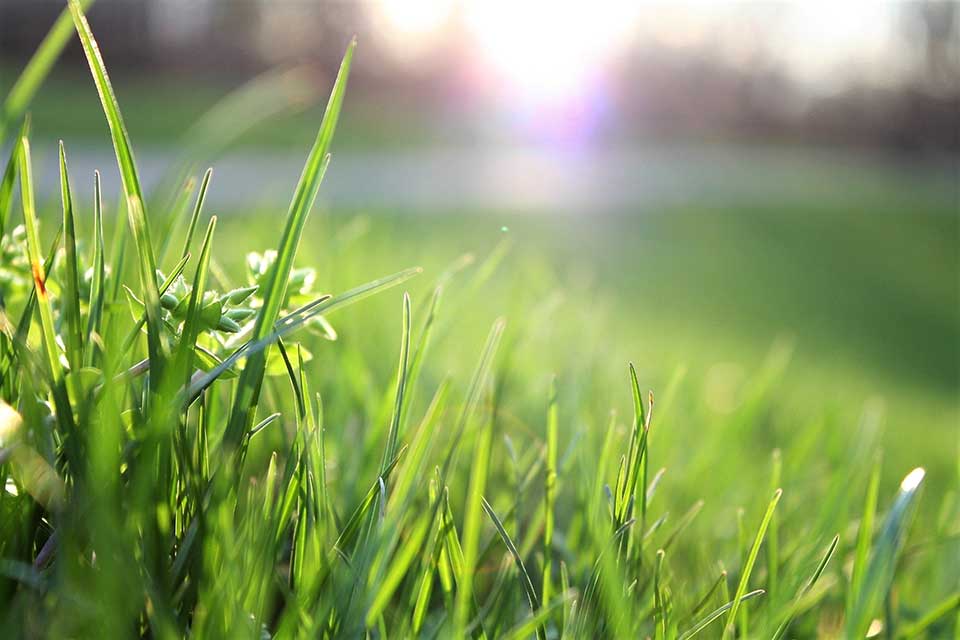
left=896, top=591, right=960, bottom=639
left=379, top=292, right=411, bottom=474
left=771, top=533, right=839, bottom=640
left=224, top=38, right=355, bottom=451
left=722, top=488, right=782, bottom=638
left=173, top=217, right=217, bottom=382
left=848, top=452, right=882, bottom=612
left=481, top=496, right=546, bottom=640
left=58, top=142, right=84, bottom=370
left=542, top=376, right=558, bottom=615
left=454, top=398, right=494, bottom=638
left=69, top=0, right=165, bottom=372
left=679, top=590, right=765, bottom=640
left=845, top=468, right=926, bottom=639
left=0, top=119, right=30, bottom=235
left=0, top=0, right=95, bottom=143
left=18, top=137, right=64, bottom=387
left=83, top=171, right=105, bottom=367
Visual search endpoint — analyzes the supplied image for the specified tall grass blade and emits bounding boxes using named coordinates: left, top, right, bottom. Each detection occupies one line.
left=771, top=533, right=839, bottom=640
left=454, top=399, right=494, bottom=637
left=849, top=453, right=882, bottom=611
left=18, top=137, right=64, bottom=386
left=0, top=119, right=30, bottom=235
left=83, top=171, right=105, bottom=367
left=69, top=0, right=165, bottom=370
left=481, top=496, right=546, bottom=640
left=58, top=142, right=84, bottom=370
left=722, top=488, right=782, bottom=638
left=845, top=467, right=926, bottom=639
left=224, top=38, right=355, bottom=450
left=542, top=376, right=558, bottom=615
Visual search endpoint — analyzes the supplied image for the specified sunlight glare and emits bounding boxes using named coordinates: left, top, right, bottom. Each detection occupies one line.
left=463, top=0, right=640, bottom=105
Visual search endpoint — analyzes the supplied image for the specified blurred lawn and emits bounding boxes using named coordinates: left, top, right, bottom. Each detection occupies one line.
left=211, top=193, right=958, bottom=502
left=12, top=67, right=959, bottom=500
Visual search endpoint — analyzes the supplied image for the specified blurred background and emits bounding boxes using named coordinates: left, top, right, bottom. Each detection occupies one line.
left=1, top=1, right=958, bottom=478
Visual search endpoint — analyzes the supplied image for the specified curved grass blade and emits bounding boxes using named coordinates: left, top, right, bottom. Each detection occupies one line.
left=722, top=488, right=782, bottom=638
left=481, top=496, right=546, bottom=640
left=679, top=589, right=765, bottom=640
left=224, top=38, right=355, bottom=450
left=0, top=0, right=95, bottom=143
left=771, top=533, right=839, bottom=640
left=69, top=0, right=165, bottom=371
left=845, top=468, right=926, bottom=639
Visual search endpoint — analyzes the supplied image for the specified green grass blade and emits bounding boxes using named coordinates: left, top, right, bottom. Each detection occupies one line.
left=0, top=119, right=30, bottom=235
left=83, top=171, right=105, bottom=367
left=454, top=401, right=494, bottom=637
left=849, top=452, right=882, bottom=611
left=224, top=38, right=355, bottom=450
left=722, top=488, right=782, bottom=638
left=679, top=589, right=765, bottom=640
left=380, top=292, right=411, bottom=474
left=58, top=142, right=84, bottom=370
left=771, top=533, right=839, bottom=640
left=173, top=217, right=217, bottom=380
left=18, top=136, right=64, bottom=385
left=179, top=168, right=212, bottom=261
left=0, top=0, right=95, bottom=143
left=896, top=591, right=960, bottom=639
left=365, top=381, right=449, bottom=624
left=542, top=376, right=558, bottom=615
left=845, top=467, right=926, bottom=639
left=439, top=318, right=506, bottom=480
left=481, top=496, right=546, bottom=640
left=69, top=0, right=165, bottom=371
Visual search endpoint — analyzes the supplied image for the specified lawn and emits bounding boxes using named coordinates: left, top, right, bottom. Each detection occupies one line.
left=1, top=2, right=958, bottom=638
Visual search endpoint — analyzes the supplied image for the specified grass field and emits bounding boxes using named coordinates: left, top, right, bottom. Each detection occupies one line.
left=1, top=3, right=958, bottom=638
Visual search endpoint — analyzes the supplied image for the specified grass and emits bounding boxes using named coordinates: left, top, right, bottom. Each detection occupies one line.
left=1, top=4, right=958, bottom=638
